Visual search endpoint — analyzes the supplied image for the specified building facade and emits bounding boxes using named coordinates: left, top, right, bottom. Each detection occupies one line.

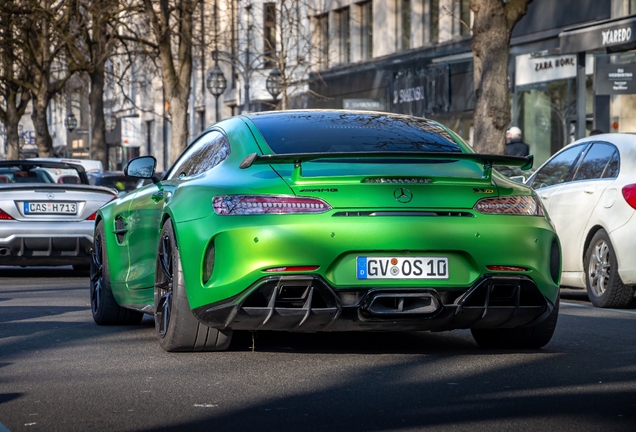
left=305, top=0, right=636, bottom=167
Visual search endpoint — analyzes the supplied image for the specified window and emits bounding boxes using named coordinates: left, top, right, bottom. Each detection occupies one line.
left=316, top=14, right=329, bottom=69
left=167, top=130, right=230, bottom=179
left=529, top=144, right=587, bottom=188
left=251, top=112, right=460, bottom=155
left=460, top=0, right=471, bottom=36
left=358, top=1, right=373, bottom=60
left=264, top=3, right=276, bottom=68
left=401, top=0, right=411, bottom=50
left=335, top=7, right=350, bottom=65
left=429, top=0, right=439, bottom=43
left=572, top=143, right=619, bottom=181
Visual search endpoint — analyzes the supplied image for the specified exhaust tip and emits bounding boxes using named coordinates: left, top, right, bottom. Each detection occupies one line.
left=366, top=292, right=440, bottom=316
left=0, top=247, right=11, bottom=256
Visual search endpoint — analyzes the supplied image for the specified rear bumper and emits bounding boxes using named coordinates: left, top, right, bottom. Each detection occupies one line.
left=0, top=221, right=93, bottom=266
left=192, top=274, right=554, bottom=332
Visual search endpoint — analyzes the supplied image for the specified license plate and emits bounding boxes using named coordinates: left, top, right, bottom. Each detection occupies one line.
left=24, top=202, right=77, bottom=215
left=357, top=256, right=449, bottom=280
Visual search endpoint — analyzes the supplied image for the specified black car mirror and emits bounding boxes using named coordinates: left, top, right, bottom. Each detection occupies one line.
left=125, top=156, right=160, bottom=182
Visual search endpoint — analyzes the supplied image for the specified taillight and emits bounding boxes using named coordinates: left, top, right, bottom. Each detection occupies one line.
left=473, top=196, right=544, bottom=216
left=0, top=209, right=14, bottom=220
left=622, top=184, right=636, bottom=210
left=213, top=195, right=332, bottom=215
left=85, top=212, right=97, bottom=221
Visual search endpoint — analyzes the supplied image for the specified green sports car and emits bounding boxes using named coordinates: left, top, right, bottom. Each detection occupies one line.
left=90, top=110, right=561, bottom=352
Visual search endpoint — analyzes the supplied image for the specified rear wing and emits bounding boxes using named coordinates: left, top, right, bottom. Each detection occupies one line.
left=239, top=151, right=533, bottom=181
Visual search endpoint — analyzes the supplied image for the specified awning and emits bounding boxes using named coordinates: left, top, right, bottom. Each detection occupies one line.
left=560, top=15, right=636, bottom=53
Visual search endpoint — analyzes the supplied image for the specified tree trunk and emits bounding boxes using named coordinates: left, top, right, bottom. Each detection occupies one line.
left=89, top=64, right=108, bottom=169
left=144, top=0, right=196, bottom=165
left=5, top=88, right=29, bottom=159
left=470, top=0, right=532, bottom=154
left=31, top=86, right=54, bottom=157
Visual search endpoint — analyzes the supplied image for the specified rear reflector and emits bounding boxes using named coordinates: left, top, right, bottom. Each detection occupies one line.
left=85, top=212, right=97, bottom=221
left=622, top=184, right=636, bottom=210
left=486, top=265, right=528, bottom=272
left=264, top=266, right=320, bottom=273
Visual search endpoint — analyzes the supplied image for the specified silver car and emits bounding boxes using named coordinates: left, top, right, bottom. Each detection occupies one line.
left=0, top=160, right=117, bottom=270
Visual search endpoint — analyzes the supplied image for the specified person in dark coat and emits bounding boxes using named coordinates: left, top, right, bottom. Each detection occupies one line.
left=505, top=126, right=529, bottom=156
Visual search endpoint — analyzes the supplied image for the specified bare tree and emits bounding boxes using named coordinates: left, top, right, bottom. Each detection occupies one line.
left=63, top=0, right=124, bottom=169
left=142, top=0, right=199, bottom=164
left=0, top=4, right=32, bottom=159
left=470, top=0, right=532, bottom=154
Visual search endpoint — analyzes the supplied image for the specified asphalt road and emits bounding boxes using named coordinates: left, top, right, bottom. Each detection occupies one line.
left=1, top=267, right=635, bottom=432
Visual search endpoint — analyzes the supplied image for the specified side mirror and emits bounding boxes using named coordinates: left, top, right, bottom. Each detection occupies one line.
left=124, top=156, right=160, bottom=182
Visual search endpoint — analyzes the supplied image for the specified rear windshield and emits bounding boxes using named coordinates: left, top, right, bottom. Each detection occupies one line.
left=249, top=112, right=462, bottom=154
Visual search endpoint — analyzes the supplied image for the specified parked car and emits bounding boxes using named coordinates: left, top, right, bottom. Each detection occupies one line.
left=0, top=160, right=118, bottom=270
left=87, top=171, right=143, bottom=196
left=90, top=110, right=561, bottom=352
left=527, top=133, right=636, bottom=308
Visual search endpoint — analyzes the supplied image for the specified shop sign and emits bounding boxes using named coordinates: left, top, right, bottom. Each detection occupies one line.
left=560, top=16, right=636, bottom=54
left=516, top=54, right=578, bottom=86
left=343, top=99, right=383, bottom=111
left=388, top=65, right=449, bottom=116
left=596, top=63, right=636, bottom=95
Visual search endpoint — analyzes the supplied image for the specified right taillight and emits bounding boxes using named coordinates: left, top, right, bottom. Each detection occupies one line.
left=473, top=196, right=544, bottom=216
left=622, top=184, right=636, bottom=209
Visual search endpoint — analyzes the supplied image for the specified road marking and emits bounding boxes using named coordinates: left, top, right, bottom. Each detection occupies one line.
left=562, top=301, right=636, bottom=316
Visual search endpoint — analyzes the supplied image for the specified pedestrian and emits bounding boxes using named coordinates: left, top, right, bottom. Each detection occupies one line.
left=505, top=126, right=529, bottom=156
left=590, top=129, right=604, bottom=136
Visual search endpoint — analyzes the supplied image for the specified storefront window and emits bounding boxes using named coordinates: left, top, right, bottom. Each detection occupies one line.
left=515, top=77, right=593, bottom=166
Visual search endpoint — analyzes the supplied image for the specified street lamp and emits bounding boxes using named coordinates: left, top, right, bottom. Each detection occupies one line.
left=206, top=64, right=227, bottom=122
left=266, top=67, right=282, bottom=105
left=64, top=111, right=78, bottom=132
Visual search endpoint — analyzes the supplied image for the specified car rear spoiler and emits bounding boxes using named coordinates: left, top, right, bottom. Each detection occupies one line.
left=239, top=151, right=533, bottom=181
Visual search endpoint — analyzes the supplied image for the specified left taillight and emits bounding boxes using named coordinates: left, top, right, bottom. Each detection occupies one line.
left=473, top=196, right=544, bottom=216
left=622, top=184, right=636, bottom=210
left=213, top=195, right=332, bottom=215
left=0, top=209, right=14, bottom=220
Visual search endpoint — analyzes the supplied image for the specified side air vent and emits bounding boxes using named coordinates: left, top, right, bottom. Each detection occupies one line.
left=333, top=211, right=474, bottom=217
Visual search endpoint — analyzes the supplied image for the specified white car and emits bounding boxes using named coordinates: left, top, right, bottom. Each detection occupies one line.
left=0, top=160, right=117, bottom=270
left=527, top=133, right=636, bottom=308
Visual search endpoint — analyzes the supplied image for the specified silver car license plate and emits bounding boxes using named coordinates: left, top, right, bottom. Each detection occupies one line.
left=356, top=256, right=449, bottom=280
left=24, top=202, right=77, bottom=215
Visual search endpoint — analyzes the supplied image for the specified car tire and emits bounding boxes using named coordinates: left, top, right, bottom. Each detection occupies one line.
left=154, top=219, right=232, bottom=352
left=584, top=229, right=635, bottom=308
left=471, top=298, right=559, bottom=349
left=90, top=221, right=144, bottom=325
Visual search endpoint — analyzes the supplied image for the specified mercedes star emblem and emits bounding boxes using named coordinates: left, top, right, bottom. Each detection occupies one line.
left=393, top=187, right=413, bottom=203
left=47, top=193, right=55, bottom=200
